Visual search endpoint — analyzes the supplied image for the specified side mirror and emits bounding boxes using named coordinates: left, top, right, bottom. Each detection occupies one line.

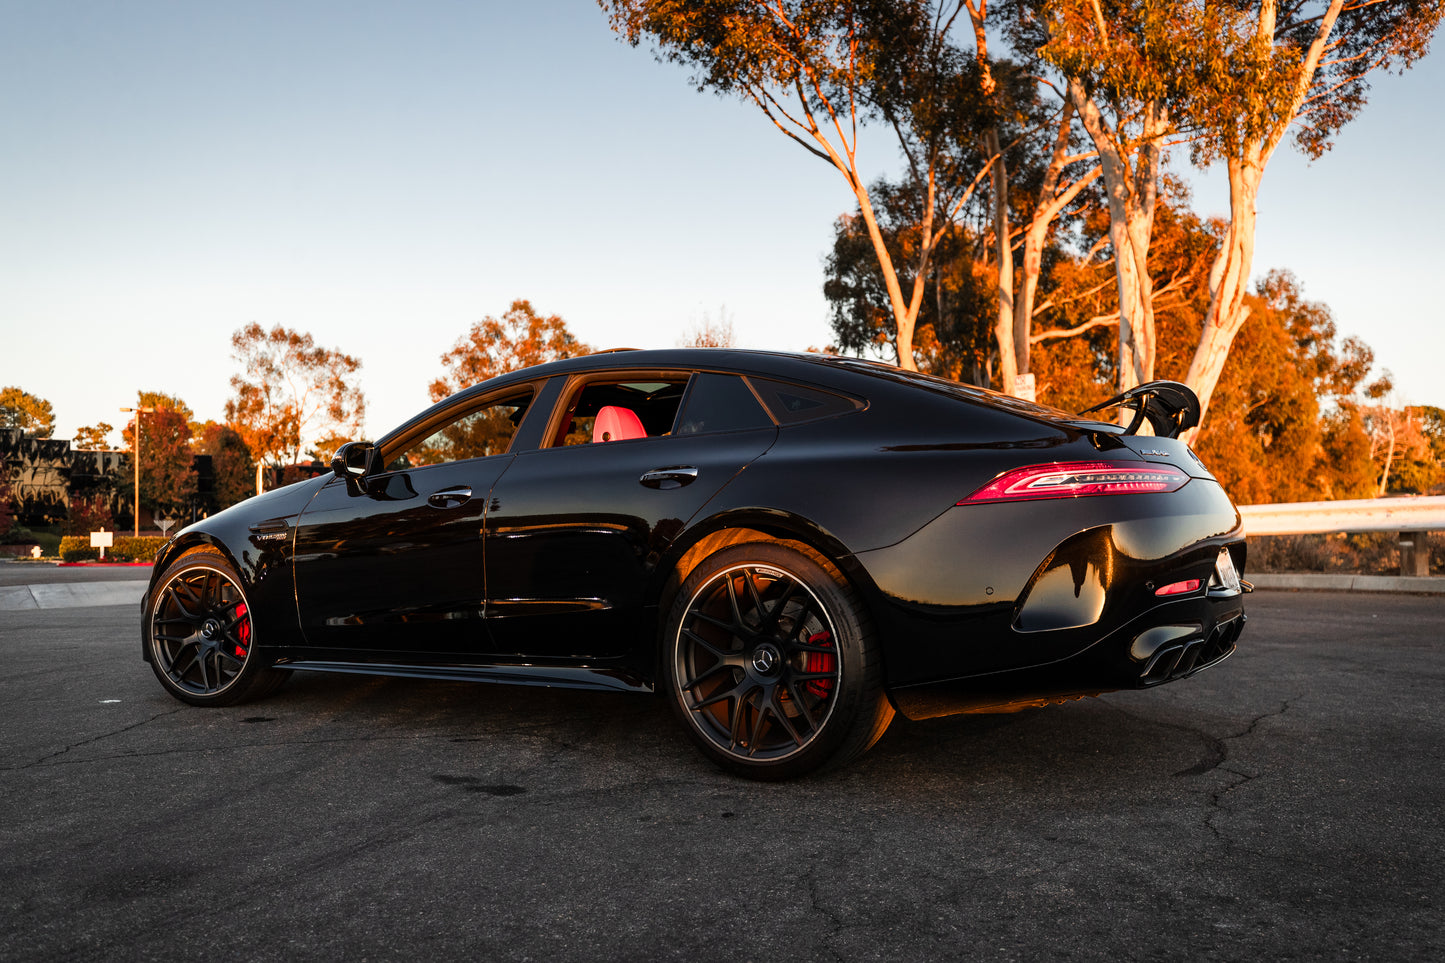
left=331, top=441, right=375, bottom=481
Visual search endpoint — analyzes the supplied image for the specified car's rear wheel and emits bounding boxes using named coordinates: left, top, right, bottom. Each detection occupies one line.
left=664, top=542, right=893, bottom=780
left=146, top=552, right=288, bottom=706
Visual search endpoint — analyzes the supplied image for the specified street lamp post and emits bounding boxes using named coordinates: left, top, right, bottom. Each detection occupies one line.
left=120, top=406, right=156, bottom=538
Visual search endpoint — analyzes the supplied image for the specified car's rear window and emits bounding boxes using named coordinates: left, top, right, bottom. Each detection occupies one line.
left=747, top=377, right=861, bottom=425
left=816, top=356, right=1078, bottom=421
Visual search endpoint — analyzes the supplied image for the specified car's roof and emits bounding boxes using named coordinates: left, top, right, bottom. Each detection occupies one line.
left=382, top=347, right=1093, bottom=446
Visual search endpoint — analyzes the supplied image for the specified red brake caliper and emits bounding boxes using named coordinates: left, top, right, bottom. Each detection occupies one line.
left=804, top=631, right=835, bottom=698
left=234, top=602, right=251, bottom=658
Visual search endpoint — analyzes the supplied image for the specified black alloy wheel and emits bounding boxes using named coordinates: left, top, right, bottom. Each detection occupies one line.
left=665, top=542, right=892, bottom=780
left=146, top=552, right=287, bottom=706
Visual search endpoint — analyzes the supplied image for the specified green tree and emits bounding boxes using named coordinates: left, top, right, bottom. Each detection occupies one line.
left=823, top=180, right=994, bottom=382
left=604, top=0, right=981, bottom=371
left=0, top=387, right=56, bottom=437
left=430, top=300, right=590, bottom=402
left=225, top=324, right=365, bottom=467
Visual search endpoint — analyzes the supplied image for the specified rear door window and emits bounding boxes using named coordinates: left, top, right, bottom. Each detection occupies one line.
left=675, top=373, right=773, bottom=435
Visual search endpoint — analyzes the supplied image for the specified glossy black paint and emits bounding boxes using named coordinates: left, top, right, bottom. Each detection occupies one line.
left=144, top=349, right=1247, bottom=723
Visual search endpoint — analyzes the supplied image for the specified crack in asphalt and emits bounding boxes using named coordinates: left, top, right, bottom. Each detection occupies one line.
left=1104, top=698, right=1294, bottom=848
left=804, top=871, right=848, bottom=963
left=1199, top=700, right=1293, bottom=844
left=3, top=707, right=186, bottom=772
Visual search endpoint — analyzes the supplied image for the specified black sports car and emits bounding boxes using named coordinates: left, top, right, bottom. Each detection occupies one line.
left=142, top=349, right=1248, bottom=779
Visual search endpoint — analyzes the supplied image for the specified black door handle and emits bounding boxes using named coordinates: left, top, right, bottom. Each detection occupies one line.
left=427, top=486, right=473, bottom=508
left=639, top=467, right=699, bottom=490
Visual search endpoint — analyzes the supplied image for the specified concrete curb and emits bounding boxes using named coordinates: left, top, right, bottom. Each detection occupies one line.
left=0, top=580, right=148, bottom=611
left=1250, top=573, right=1445, bottom=594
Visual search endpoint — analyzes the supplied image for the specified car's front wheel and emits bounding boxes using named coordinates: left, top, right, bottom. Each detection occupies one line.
left=664, top=542, right=893, bottom=780
left=146, top=551, right=288, bottom=707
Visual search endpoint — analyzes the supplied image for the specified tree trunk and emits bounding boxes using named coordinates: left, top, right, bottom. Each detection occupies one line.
left=1069, top=79, right=1165, bottom=398
left=1182, top=0, right=1345, bottom=442
left=1183, top=152, right=1261, bottom=442
left=987, top=126, right=1017, bottom=393
left=1017, top=102, right=1100, bottom=378
left=848, top=174, right=919, bottom=371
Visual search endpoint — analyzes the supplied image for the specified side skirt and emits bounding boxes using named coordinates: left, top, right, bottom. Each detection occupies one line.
left=273, top=659, right=654, bottom=694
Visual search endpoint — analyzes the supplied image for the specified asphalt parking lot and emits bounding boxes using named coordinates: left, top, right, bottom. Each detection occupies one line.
left=1, top=566, right=1440, bottom=961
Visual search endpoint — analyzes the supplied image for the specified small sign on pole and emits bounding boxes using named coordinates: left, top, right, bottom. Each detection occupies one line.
left=90, top=529, right=114, bottom=561
left=1013, top=373, right=1037, bottom=402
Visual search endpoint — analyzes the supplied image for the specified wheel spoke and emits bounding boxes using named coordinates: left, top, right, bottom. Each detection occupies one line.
left=759, top=580, right=798, bottom=633
left=790, top=631, right=833, bottom=653
left=681, top=626, right=739, bottom=663
left=787, top=680, right=819, bottom=731
left=768, top=689, right=806, bottom=748
left=682, top=660, right=733, bottom=691
left=728, top=683, right=758, bottom=750
left=742, top=569, right=767, bottom=622
left=725, top=575, right=746, bottom=632
left=693, top=679, right=745, bottom=711
left=168, top=645, right=200, bottom=679
left=168, top=582, right=201, bottom=619
left=747, top=685, right=776, bottom=755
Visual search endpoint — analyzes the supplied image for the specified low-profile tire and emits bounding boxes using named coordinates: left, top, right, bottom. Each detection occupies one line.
left=146, top=551, right=288, bottom=707
left=663, top=542, right=893, bottom=780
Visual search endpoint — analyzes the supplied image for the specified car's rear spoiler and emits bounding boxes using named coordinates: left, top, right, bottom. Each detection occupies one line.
left=1080, top=381, right=1200, bottom=439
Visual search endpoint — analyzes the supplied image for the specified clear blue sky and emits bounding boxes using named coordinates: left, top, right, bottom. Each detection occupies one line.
left=3, top=1, right=1441, bottom=444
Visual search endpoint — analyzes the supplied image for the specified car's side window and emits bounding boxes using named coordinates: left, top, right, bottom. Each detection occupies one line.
left=674, top=373, right=774, bottom=435
left=552, top=378, right=689, bottom=447
left=384, top=390, right=534, bottom=471
left=747, top=377, right=862, bottom=425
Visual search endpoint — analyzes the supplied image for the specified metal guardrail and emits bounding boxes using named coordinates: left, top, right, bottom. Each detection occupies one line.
left=1239, top=495, right=1445, bottom=577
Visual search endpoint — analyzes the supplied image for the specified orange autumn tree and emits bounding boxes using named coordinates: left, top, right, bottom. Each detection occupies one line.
left=225, top=324, right=365, bottom=468
left=429, top=300, right=591, bottom=402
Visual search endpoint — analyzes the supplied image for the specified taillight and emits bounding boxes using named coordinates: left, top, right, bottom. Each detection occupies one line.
left=958, top=461, right=1190, bottom=505
left=1155, top=579, right=1202, bottom=596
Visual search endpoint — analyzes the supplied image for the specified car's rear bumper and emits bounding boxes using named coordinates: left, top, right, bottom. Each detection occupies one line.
left=884, top=585, right=1247, bottom=720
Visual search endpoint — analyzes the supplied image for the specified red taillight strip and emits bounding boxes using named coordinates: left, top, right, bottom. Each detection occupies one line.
left=957, top=460, right=1190, bottom=505
left=1155, top=579, right=1202, bottom=596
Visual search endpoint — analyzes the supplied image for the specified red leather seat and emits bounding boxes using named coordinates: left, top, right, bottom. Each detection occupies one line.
left=593, top=406, right=646, bottom=443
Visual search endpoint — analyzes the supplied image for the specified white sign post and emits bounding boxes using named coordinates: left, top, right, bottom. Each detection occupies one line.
left=1013, top=373, right=1037, bottom=402
left=90, top=529, right=114, bottom=561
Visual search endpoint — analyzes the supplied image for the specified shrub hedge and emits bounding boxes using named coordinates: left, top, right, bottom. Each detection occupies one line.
left=59, top=535, right=168, bottom=563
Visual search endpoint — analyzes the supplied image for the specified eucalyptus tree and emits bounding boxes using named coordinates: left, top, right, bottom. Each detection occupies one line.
left=1179, top=0, right=1442, bottom=437
left=603, top=0, right=1009, bottom=371
left=225, top=324, right=365, bottom=469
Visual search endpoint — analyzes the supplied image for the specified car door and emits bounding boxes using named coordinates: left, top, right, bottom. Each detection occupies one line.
left=483, top=370, right=778, bottom=660
left=291, top=386, right=537, bottom=659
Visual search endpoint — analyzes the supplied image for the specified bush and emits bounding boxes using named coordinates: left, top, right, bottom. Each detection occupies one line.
left=64, top=495, right=116, bottom=536
left=1247, top=532, right=1443, bottom=576
left=59, top=534, right=167, bottom=563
